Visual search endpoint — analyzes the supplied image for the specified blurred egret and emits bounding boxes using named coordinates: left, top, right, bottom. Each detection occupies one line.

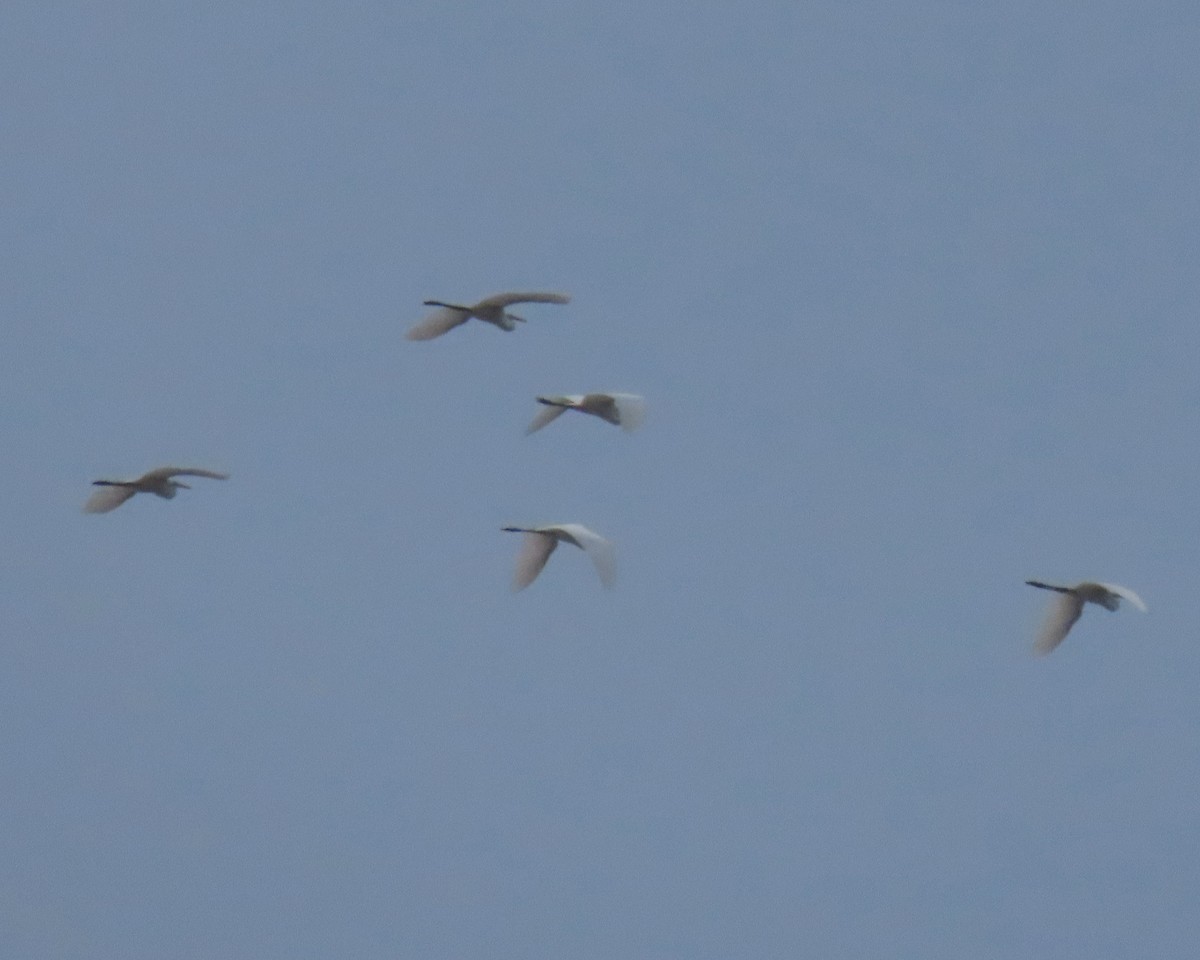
left=501, top=523, right=616, bottom=590
left=84, top=466, right=230, bottom=514
left=1025, top=580, right=1147, bottom=654
left=525, top=393, right=646, bottom=434
left=406, top=291, right=570, bottom=340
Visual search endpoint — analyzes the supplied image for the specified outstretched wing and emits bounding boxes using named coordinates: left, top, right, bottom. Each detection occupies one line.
left=406, top=306, right=471, bottom=340
left=143, top=466, right=230, bottom=482
left=1098, top=582, right=1148, bottom=613
left=474, top=291, right=571, bottom=310
left=1034, top=593, right=1085, bottom=655
left=609, top=393, right=646, bottom=432
left=525, top=405, right=568, bottom=434
left=552, top=524, right=616, bottom=589
left=512, top=532, right=558, bottom=591
left=83, top=485, right=137, bottom=514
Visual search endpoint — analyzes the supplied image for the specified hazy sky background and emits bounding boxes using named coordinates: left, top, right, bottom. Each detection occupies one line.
left=3, top=2, right=1199, bottom=957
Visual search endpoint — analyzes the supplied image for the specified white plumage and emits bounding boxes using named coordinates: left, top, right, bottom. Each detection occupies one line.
left=84, top=466, right=230, bottom=513
left=1025, top=580, right=1147, bottom=654
left=501, top=523, right=616, bottom=590
left=406, top=291, right=570, bottom=340
left=525, top=393, right=646, bottom=434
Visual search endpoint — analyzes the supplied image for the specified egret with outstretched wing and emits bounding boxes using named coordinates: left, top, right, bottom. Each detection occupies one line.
left=84, top=466, right=230, bottom=513
left=407, top=291, right=570, bottom=340
left=501, top=523, right=616, bottom=590
left=526, top=393, right=645, bottom=434
left=1025, top=580, right=1147, bottom=654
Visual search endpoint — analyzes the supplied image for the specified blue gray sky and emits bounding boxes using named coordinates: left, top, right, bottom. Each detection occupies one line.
left=3, top=2, right=1199, bottom=957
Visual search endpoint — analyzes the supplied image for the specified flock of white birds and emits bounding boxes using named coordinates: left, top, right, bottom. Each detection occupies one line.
left=82, top=291, right=1144, bottom=652
left=84, top=291, right=645, bottom=594
left=404, top=291, right=642, bottom=590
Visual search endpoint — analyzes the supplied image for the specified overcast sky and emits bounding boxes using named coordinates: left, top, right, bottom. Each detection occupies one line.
left=3, top=2, right=1199, bottom=957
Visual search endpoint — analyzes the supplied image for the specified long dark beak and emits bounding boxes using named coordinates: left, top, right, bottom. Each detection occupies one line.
left=176, top=481, right=192, bottom=489
left=1025, top=580, right=1069, bottom=593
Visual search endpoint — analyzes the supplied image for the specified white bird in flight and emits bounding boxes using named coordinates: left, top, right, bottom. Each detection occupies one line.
left=406, top=291, right=571, bottom=340
left=83, top=466, right=230, bottom=513
left=1025, top=580, right=1147, bottom=654
left=501, top=523, right=616, bottom=590
left=525, top=393, right=646, bottom=435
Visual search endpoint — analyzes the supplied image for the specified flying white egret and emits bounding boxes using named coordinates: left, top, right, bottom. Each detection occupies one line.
left=1025, top=580, right=1147, bottom=654
left=406, top=291, right=570, bottom=340
left=83, top=466, right=230, bottom=513
left=525, top=393, right=646, bottom=435
left=501, top=523, right=616, bottom=590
